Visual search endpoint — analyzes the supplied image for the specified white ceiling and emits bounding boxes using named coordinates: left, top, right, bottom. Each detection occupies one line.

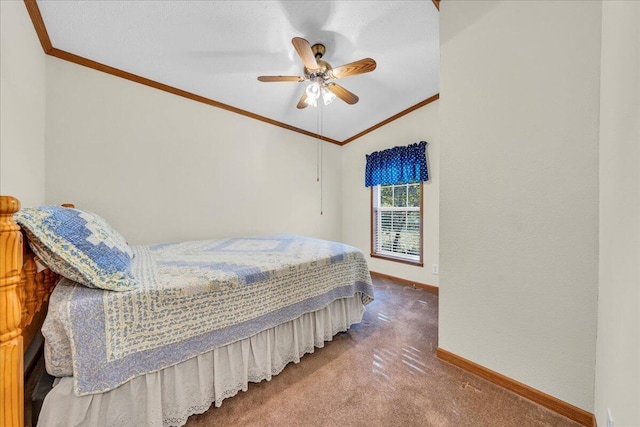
left=36, top=1, right=440, bottom=143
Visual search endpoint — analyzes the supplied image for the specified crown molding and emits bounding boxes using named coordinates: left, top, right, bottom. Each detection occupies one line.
left=340, top=94, right=440, bottom=145
left=23, top=0, right=437, bottom=146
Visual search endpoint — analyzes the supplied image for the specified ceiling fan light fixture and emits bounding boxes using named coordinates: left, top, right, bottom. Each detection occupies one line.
left=321, top=86, right=336, bottom=106
left=305, top=80, right=321, bottom=106
left=304, top=78, right=335, bottom=107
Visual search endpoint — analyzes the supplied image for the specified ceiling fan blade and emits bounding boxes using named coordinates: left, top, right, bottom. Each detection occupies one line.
left=326, top=83, right=359, bottom=105
left=296, top=92, right=309, bottom=109
left=257, top=76, right=304, bottom=82
left=292, top=37, right=319, bottom=70
left=330, top=58, right=377, bottom=79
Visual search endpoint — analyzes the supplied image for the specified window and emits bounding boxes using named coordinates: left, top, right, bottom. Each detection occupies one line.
left=365, top=141, right=428, bottom=265
left=371, top=182, right=423, bottom=265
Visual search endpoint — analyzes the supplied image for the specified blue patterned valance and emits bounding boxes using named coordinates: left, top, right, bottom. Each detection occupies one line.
left=365, top=141, right=429, bottom=187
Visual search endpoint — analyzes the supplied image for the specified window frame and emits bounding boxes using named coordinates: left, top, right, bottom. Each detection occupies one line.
left=370, top=182, right=424, bottom=266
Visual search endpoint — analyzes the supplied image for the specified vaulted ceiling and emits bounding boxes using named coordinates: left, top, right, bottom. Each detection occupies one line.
left=29, top=0, right=440, bottom=144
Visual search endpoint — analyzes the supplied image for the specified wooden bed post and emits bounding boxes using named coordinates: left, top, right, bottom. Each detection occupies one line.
left=0, top=196, right=24, bottom=427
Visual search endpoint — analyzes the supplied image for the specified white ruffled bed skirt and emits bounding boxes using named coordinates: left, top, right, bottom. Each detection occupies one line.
left=38, top=294, right=366, bottom=427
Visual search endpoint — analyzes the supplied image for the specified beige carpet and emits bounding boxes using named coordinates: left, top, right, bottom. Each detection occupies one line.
left=25, top=276, right=583, bottom=426
left=185, top=276, right=583, bottom=427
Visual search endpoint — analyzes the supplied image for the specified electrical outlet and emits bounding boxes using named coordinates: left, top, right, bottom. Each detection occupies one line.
left=607, top=408, right=614, bottom=427
left=432, top=264, right=439, bottom=275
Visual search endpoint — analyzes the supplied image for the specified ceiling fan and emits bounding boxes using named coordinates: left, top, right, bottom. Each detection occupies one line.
left=258, top=37, right=376, bottom=109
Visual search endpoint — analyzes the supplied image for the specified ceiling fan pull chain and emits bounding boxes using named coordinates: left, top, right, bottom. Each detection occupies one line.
left=317, top=125, right=320, bottom=183
left=316, top=101, right=324, bottom=215
left=320, top=103, right=324, bottom=216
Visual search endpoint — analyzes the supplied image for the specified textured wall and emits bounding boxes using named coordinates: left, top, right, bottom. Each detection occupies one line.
left=0, top=1, right=47, bottom=206
left=595, top=1, right=640, bottom=425
left=439, top=0, right=600, bottom=410
left=341, top=102, right=440, bottom=287
left=44, top=57, right=342, bottom=245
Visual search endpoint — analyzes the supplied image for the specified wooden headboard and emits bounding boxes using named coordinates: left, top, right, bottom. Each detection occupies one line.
left=1, top=196, right=60, bottom=427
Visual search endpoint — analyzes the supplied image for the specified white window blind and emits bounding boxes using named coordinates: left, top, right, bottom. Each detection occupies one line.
left=372, top=183, right=422, bottom=263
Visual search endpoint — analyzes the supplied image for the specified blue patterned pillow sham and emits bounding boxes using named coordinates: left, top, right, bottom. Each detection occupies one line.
left=14, top=206, right=136, bottom=291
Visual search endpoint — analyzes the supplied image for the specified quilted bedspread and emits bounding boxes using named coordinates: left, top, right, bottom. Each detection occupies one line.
left=43, top=234, right=374, bottom=396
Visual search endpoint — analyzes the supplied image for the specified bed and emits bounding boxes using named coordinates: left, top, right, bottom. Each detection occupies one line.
left=0, top=196, right=374, bottom=427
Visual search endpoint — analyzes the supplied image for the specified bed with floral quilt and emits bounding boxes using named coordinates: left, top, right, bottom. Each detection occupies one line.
left=11, top=205, right=374, bottom=427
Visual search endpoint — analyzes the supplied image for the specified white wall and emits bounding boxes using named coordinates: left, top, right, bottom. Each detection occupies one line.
left=0, top=1, right=47, bottom=207
left=595, top=1, right=640, bottom=426
left=439, top=0, right=600, bottom=411
left=44, top=57, right=342, bottom=245
left=341, top=102, right=439, bottom=286
left=15, top=2, right=640, bottom=422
